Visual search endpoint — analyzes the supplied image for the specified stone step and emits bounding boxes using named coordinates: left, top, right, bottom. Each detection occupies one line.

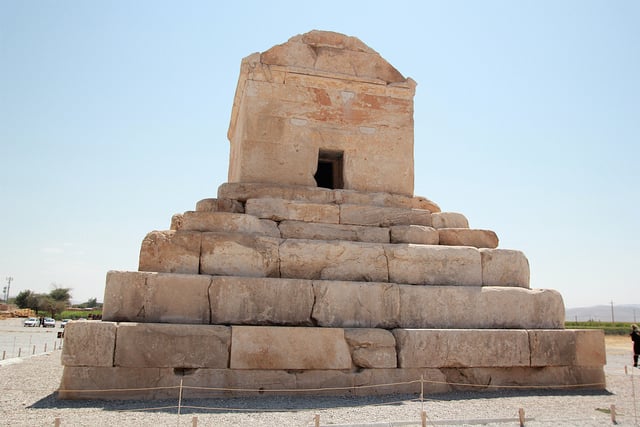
left=217, top=182, right=441, bottom=212
left=138, top=232, right=527, bottom=286
left=61, top=321, right=604, bottom=381
left=104, top=272, right=551, bottom=328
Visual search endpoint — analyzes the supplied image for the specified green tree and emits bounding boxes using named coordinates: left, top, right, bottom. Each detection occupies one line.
left=15, top=290, right=38, bottom=310
left=49, top=285, right=72, bottom=304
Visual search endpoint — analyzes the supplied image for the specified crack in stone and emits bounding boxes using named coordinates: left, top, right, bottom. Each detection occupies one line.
left=206, top=276, right=214, bottom=325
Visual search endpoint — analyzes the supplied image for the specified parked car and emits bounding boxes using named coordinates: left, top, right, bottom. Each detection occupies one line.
left=23, top=317, right=38, bottom=327
left=60, top=319, right=71, bottom=328
left=43, top=318, right=56, bottom=328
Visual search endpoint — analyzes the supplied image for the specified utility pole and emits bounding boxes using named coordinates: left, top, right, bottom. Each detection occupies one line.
left=610, top=300, right=615, bottom=324
left=5, top=277, right=13, bottom=303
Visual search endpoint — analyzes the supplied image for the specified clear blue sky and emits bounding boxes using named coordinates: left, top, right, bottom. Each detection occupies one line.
left=1, top=1, right=638, bottom=308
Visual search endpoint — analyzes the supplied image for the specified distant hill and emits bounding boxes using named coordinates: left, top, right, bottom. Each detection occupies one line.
left=566, top=304, right=640, bottom=323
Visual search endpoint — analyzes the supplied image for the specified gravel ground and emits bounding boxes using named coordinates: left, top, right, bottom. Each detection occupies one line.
left=0, top=332, right=638, bottom=426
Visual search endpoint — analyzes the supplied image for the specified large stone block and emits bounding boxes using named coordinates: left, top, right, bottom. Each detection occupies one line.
left=393, top=329, right=530, bottom=368
left=279, top=239, right=388, bottom=282
left=114, top=323, right=230, bottom=368
left=431, top=212, right=468, bottom=229
left=344, top=329, right=397, bottom=368
left=138, top=230, right=201, bottom=274
left=389, top=225, right=439, bottom=244
left=334, top=189, right=440, bottom=213
left=180, top=211, right=279, bottom=237
left=438, top=228, right=499, bottom=249
left=230, top=326, right=352, bottom=369
left=573, top=329, right=606, bottom=366
left=209, top=276, right=314, bottom=325
left=398, top=285, right=564, bottom=329
left=312, top=281, right=399, bottom=328
left=61, top=321, right=116, bottom=367
left=218, top=182, right=335, bottom=204
left=386, top=245, right=482, bottom=286
left=195, top=198, right=244, bottom=213
left=200, top=232, right=280, bottom=277
left=102, top=271, right=211, bottom=323
left=340, top=204, right=431, bottom=227
left=353, top=368, right=450, bottom=395
left=480, top=248, right=530, bottom=288
left=245, top=198, right=340, bottom=223
left=278, top=220, right=390, bottom=243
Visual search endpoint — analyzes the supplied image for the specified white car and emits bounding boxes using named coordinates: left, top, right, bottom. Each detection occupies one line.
left=23, top=317, right=38, bottom=327
left=43, top=318, right=56, bottom=328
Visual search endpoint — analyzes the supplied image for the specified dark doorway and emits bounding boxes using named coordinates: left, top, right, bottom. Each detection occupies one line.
left=314, top=150, right=344, bottom=189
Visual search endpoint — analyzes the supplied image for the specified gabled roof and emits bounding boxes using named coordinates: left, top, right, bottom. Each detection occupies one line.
left=259, top=30, right=408, bottom=84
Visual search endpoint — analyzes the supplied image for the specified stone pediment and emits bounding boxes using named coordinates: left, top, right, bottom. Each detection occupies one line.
left=259, top=30, right=408, bottom=85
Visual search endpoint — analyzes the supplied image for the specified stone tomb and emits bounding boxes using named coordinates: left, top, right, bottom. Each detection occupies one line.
left=59, top=31, right=606, bottom=399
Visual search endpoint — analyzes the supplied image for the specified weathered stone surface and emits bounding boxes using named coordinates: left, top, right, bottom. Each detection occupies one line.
left=278, top=220, right=389, bottom=243
left=431, top=212, right=468, bottom=229
left=334, top=190, right=440, bottom=213
left=438, top=228, right=499, bottom=249
left=138, top=230, right=201, bottom=274
left=102, top=271, right=211, bottom=324
left=398, top=285, right=564, bottom=329
left=218, top=182, right=335, bottom=204
left=180, top=211, right=279, bottom=237
left=245, top=198, right=339, bottom=223
left=210, top=276, right=314, bottom=325
left=389, top=225, right=439, bottom=244
left=573, top=329, right=606, bottom=366
left=61, top=321, right=116, bottom=367
left=393, top=329, right=530, bottom=368
left=200, top=232, right=280, bottom=277
left=279, top=239, right=388, bottom=281
left=114, top=323, right=230, bottom=368
left=340, top=204, right=431, bottom=227
left=195, top=198, right=244, bottom=213
left=480, top=249, right=530, bottom=288
left=386, top=245, right=482, bottom=286
left=312, top=281, right=399, bottom=328
left=170, top=213, right=183, bottom=230
left=344, top=329, right=396, bottom=368
left=230, top=326, right=352, bottom=369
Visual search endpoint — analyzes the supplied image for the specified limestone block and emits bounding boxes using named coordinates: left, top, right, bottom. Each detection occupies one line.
left=138, top=230, right=201, bottom=274
left=218, top=182, right=335, bottom=204
left=180, top=211, right=279, bottom=237
left=398, top=285, right=565, bottom=329
left=181, top=369, right=298, bottom=397
left=393, top=329, right=530, bottom=368
left=230, top=326, right=352, bottom=369
left=344, top=329, right=397, bottom=368
left=278, top=220, right=390, bottom=243
left=102, top=271, right=211, bottom=324
left=438, top=228, right=499, bottom=249
left=340, top=204, right=431, bottom=227
left=386, top=245, right=482, bottom=286
left=195, top=198, right=244, bottom=213
left=170, top=213, right=183, bottom=230
left=334, top=190, right=440, bottom=213
left=312, top=281, right=399, bottom=328
left=59, top=366, right=180, bottom=400
left=279, top=239, right=388, bottom=282
left=431, top=212, right=468, bottom=229
left=209, top=276, right=314, bottom=325
left=114, top=323, right=230, bottom=368
left=529, top=330, right=578, bottom=367
left=200, top=232, right=280, bottom=277
left=390, top=225, right=439, bottom=244
left=480, top=249, right=530, bottom=288
left=245, top=198, right=339, bottom=223
left=353, top=369, right=450, bottom=395
left=61, top=321, right=116, bottom=367
left=573, top=329, right=606, bottom=366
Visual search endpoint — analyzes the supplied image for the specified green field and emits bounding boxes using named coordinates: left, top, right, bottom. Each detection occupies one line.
left=565, top=321, right=634, bottom=335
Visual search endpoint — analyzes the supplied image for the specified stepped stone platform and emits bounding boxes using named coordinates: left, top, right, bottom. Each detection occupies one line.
left=58, top=30, right=606, bottom=399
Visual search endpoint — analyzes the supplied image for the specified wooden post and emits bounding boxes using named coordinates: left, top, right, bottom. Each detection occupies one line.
left=421, top=410, right=427, bottom=427
left=54, top=418, right=61, bottom=427
left=18, top=348, right=21, bottom=357
left=32, top=345, right=35, bottom=355
left=314, top=414, right=320, bottom=427
left=2, top=350, right=5, bottom=360
left=518, top=408, right=525, bottom=427
left=610, top=404, right=616, bottom=424
left=192, top=416, right=198, bottom=426
left=44, top=343, right=47, bottom=352
left=54, top=341, right=57, bottom=350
